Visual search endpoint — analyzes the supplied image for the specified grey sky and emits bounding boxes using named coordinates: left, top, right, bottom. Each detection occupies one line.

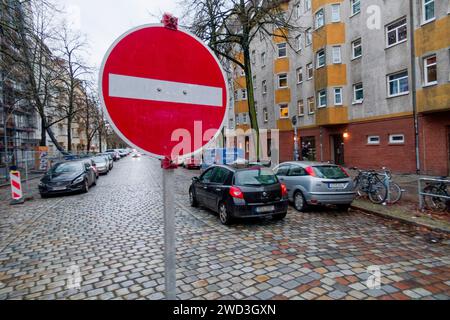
left=59, top=0, right=180, bottom=72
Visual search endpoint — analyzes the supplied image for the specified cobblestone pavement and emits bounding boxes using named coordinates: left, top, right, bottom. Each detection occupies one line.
left=0, top=156, right=449, bottom=300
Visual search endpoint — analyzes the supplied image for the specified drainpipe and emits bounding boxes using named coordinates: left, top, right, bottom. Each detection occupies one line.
left=410, top=0, right=421, bottom=174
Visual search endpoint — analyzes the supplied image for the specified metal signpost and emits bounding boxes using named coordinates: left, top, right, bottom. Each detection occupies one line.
left=99, top=16, right=228, bottom=300
left=292, top=116, right=299, bottom=161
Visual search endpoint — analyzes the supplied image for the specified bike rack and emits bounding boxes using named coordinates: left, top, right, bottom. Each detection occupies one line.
left=418, top=178, right=450, bottom=211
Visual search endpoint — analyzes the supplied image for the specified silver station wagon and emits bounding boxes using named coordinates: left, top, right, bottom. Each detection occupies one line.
left=273, top=162, right=356, bottom=212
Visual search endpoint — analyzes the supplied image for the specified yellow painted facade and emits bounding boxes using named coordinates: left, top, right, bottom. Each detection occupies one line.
left=315, top=64, right=347, bottom=89
left=275, top=88, right=291, bottom=104
left=312, top=23, right=346, bottom=52
left=277, top=119, right=293, bottom=131
left=274, top=58, right=290, bottom=74
left=234, top=101, right=249, bottom=114
left=350, top=112, right=413, bottom=124
left=415, top=16, right=450, bottom=57
left=417, top=84, right=450, bottom=113
left=312, top=0, right=344, bottom=13
left=316, top=106, right=349, bottom=126
left=235, top=76, right=246, bottom=89
left=273, top=28, right=289, bottom=43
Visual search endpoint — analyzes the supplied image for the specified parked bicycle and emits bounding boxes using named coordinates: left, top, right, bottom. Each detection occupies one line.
left=422, top=177, right=450, bottom=212
left=378, top=167, right=404, bottom=205
left=351, top=168, right=388, bottom=204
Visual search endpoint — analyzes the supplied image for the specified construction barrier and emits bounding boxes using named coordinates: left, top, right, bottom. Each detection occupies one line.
left=10, top=170, right=24, bottom=205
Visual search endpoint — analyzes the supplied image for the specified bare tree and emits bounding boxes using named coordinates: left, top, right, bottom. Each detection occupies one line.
left=181, top=0, right=304, bottom=160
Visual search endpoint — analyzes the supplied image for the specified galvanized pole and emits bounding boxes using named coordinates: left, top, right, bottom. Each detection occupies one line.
left=162, top=164, right=176, bottom=300
left=294, top=126, right=299, bottom=161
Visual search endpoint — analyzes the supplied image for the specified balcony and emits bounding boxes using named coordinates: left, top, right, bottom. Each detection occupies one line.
left=316, top=106, right=349, bottom=126
left=277, top=119, right=293, bottom=131
left=234, top=101, right=249, bottom=114
left=417, top=84, right=450, bottom=114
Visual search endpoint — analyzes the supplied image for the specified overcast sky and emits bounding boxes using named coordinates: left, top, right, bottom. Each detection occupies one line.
left=59, top=0, right=180, bottom=73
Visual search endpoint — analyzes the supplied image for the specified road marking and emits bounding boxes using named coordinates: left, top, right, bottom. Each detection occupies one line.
left=109, top=74, right=223, bottom=107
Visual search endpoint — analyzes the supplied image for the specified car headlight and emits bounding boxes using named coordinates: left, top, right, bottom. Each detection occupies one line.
left=72, top=176, right=84, bottom=184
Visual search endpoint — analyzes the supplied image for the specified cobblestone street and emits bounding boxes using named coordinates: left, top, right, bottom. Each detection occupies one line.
left=0, top=156, right=449, bottom=300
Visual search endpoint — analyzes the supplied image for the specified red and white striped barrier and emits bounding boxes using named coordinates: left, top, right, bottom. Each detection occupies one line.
left=10, top=171, right=23, bottom=201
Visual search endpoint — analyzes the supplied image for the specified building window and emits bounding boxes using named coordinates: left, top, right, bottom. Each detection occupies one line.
left=351, top=0, right=361, bottom=16
left=262, top=80, right=267, bottom=94
left=307, top=63, right=313, bottom=79
left=353, top=83, right=364, bottom=103
left=315, top=8, right=325, bottom=29
left=243, top=113, right=248, bottom=124
left=331, top=4, right=341, bottom=22
left=317, top=90, right=327, bottom=108
left=298, top=100, right=305, bottom=116
left=251, top=50, right=256, bottom=64
left=388, top=71, right=409, bottom=97
left=229, top=119, right=234, bottom=130
left=352, top=38, right=362, bottom=59
left=279, top=104, right=289, bottom=119
left=423, top=0, right=435, bottom=23
left=252, top=76, right=257, bottom=90
left=307, top=97, right=315, bottom=114
left=334, top=87, right=343, bottom=105
left=297, top=67, right=303, bottom=83
left=263, top=108, right=269, bottom=123
left=332, top=46, right=341, bottom=64
left=424, top=55, right=437, bottom=85
left=304, top=0, right=311, bottom=12
left=296, top=34, right=303, bottom=52
left=278, top=74, right=288, bottom=88
left=316, top=49, right=326, bottom=68
left=295, top=3, right=301, bottom=19
left=277, top=43, right=287, bottom=58
left=241, top=89, right=247, bottom=100
left=367, top=136, right=380, bottom=145
left=386, top=17, right=407, bottom=48
left=305, top=29, right=312, bottom=46
left=389, top=134, right=405, bottom=144
left=239, top=69, right=245, bottom=77
left=261, top=52, right=266, bottom=66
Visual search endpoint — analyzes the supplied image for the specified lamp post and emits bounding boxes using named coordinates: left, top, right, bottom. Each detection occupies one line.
left=1, top=69, right=15, bottom=180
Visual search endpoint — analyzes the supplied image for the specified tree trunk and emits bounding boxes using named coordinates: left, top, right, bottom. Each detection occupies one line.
left=67, top=119, right=72, bottom=152
left=40, top=116, right=47, bottom=146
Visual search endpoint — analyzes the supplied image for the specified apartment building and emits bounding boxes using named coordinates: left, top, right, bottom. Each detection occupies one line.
left=228, top=0, right=450, bottom=175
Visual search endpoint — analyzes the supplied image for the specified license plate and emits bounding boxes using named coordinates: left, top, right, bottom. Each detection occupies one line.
left=329, top=183, right=347, bottom=189
left=51, top=186, right=67, bottom=191
left=256, top=205, right=275, bottom=213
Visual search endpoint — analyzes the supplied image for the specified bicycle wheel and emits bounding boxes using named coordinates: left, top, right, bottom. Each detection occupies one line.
left=353, top=177, right=364, bottom=198
left=423, top=186, right=447, bottom=212
left=368, top=181, right=388, bottom=204
left=387, top=182, right=402, bottom=204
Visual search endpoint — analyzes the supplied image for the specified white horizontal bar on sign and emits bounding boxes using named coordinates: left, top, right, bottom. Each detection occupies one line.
left=109, top=74, right=223, bottom=107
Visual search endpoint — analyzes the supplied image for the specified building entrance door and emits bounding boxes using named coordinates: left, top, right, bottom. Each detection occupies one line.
left=331, top=134, right=345, bottom=166
left=447, top=129, right=450, bottom=176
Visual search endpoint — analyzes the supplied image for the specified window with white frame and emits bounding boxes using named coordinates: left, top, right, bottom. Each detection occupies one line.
left=295, top=3, right=301, bottom=19
left=243, top=113, right=248, bottom=124
left=278, top=74, right=288, bottom=88
left=317, top=90, right=327, bottom=108
left=241, top=89, right=247, bottom=100
left=277, top=43, right=287, bottom=58
left=261, top=52, right=266, bottom=66
left=296, top=34, right=303, bottom=52
left=316, top=49, right=326, bottom=68
left=386, top=17, right=407, bottom=47
left=352, top=38, right=362, bottom=59
left=305, top=29, right=312, bottom=46
left=424, top=55, right=437, bottom=85
left=253, top=76, right=257, bottom=90
left=279, top=104, right=289, bottom=119
left=422, top=0, right=435, bottom=23
left=307, top=63, right=313, bottom=79
left=298, top=100, right=305, bottom=116
left=367, top=136, right=380, bottom=145
left=351, top=0, right=361, bottom=16
left=229, top=118, right=234, bottom=130
left=263, top=108, right=269, bottom=122
left=353, top=83, right=364, bottom=103
left=262, top=80, right=267, bottom=94
left=334, top=87, right=343, bottom=105
left=304, top=0, right=311, bottom=12
left=251, top=50, right=256, bottom=64
left=307, top=97, right=315, bottom=114
left=388, top=71, right=409, bottom=97
left=315, top=8, right=325, bottom=29
left=297, top=67, right=303, bottom=83
left=234, top=90, right=239, bottom=101
left=332, top=46, right=341, bottom=64
left=331, top=4, right=341, bottom=22
left=389, top=134, right=405, bottom=144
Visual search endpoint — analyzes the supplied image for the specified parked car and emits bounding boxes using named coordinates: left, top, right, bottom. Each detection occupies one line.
left=39, top=161, right=96, bottom=197
left=189, top=165, right=289, bottom=225
left=274, top=162, right=356, bottom=212
left=105, top=150, right=121, bottom=161
left=132, top=152, right=142, bottom=158
left=99, top=153, right=114, bottom=170
left=80, top=159, right=99, bottom=179
left=117, top=149, right=128, bottom=157
left=184, top=157, right=201, bottom=170
left=92, top=156, right=110, bottom=175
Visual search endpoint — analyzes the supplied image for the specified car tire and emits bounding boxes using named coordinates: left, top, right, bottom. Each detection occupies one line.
left=189, top=189, right=199, bottom=208
left=218, top=203, right=233, bottom=225
left=337, top=204, right=351, bottom=212
left=93, top=176, right=97, bottom=186
left=83, top=180, right=89, bottom=193
left=40, top=193, right=48, bottom=199
left=272, top=212, right=287, bottom=221
left=293, top=191, right=308, bottom=212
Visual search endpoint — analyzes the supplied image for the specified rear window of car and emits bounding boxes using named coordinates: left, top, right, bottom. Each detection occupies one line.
left=234, top=168, right=278, bottom=186
left=313, top=166, right=348, bottom=179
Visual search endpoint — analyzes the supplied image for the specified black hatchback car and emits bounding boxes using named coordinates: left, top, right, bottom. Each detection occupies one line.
left=189, top=165, right=289, bottom=225
left=39, top=161, right=97, bottom=198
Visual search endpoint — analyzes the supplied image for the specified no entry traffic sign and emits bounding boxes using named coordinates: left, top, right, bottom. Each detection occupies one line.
left=99, top=24, right=228, bottom=159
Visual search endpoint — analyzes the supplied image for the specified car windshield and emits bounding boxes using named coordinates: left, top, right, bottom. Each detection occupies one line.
left=234, top=168, right=278, bottom=186
left=313, top=166, right=348, bottom=179
left=93, top=157, right=107, bottom=163
left=49, top=162, right=82, bottom=174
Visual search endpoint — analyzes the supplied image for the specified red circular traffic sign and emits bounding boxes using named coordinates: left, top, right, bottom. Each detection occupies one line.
left=99, top=24, right=228, bottom=159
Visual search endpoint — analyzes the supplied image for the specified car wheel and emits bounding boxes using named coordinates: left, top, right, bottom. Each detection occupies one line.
left=337, top=204, right=351, bottom=212
left=272, top=212, right=287, bottom=221
left=294, top=191, right=308, bottom=212
left=93, top=177, right=97, bottom=186
left=219, top=203, right=233, bottom=225
left=83, top=180, right=89, bottom=193
left=40, top=193, right=48, bottom=199
left=189, top=189, right=199, bottom=208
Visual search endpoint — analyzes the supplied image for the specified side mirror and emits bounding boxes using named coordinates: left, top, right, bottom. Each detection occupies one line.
left=192, top=177, right=199, bottom=183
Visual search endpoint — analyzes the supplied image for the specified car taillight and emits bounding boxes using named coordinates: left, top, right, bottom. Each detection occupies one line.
left=229, top=186, right=244, bottom=199
left=305, top=166, right=316, bottom=177
left=339, top=166, right=350, bottom=177
left=281, top=184, right=288, bottom=197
